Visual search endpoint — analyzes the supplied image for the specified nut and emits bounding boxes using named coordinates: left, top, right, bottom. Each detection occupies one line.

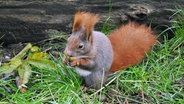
left=69, top=57, right=77, bottom=62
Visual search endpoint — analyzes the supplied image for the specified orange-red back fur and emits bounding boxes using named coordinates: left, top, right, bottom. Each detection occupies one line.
left=109, top=22, right=157, bottom=72
left=73, top=12, right=100, bottom=38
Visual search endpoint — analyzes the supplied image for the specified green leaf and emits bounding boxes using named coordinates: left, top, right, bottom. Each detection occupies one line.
left=27, top=59, right=56, bottom=70
left=0, top=59, right=22, bottom=74
left=30, top=46, right=40, bottom=52
left=22, top=63, right=32, bottom=84
left=18, top=65, right=24, bottom=80
left=11, top=43, right=32, bottom=61
left=17, top=62, right=32, bottom=84
left=30, top=52, right=50, bottom=59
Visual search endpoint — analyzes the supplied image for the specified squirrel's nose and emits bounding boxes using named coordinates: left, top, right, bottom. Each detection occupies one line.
left=64, top=49, right=73, bottom=57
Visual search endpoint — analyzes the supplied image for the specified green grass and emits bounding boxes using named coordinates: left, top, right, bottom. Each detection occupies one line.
left=0, top=59, right=82, bottom=103
left=109, top=36, right=184, bottom=103
left=0, top=10, right=184, bottom=103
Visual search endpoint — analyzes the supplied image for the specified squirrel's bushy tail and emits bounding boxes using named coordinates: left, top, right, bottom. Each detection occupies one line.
left=109, top=22, right=157, bottom=72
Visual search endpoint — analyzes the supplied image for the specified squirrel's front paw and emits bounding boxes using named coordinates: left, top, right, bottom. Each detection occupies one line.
left=62, top=55, right=70, bottom=65
left=70, top=59, right=81, bottom=67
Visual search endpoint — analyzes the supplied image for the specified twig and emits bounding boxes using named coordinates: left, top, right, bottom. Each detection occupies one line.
left=99, top=68, right=105, bottom=100
left=0, top=72, right=15, bottom=80
left=44, top=47, right=52, bottom=52
left=0, top=84, right=12, bottom=93
left=141, top=90, right=145, bottom=103
left=124, top=96, right=129, bottom=104
left=119, top=80, right=155, bottom=83
left=173, top=40, right=184, bottom=51
left=34, top=36, right=67, bottom=45
left=90, top=76, right=117, bottom=97
left=117, top=97, right=123, bottom=104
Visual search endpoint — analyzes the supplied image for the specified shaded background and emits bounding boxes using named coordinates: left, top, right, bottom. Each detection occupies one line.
left=0, top=0, right=183, bottom=45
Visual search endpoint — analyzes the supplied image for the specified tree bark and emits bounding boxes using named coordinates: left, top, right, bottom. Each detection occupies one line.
left=0, top=0, right=183, bottom=45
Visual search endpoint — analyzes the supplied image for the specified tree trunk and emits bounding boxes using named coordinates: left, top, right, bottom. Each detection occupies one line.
left=0, top=0, right=183, bottom=45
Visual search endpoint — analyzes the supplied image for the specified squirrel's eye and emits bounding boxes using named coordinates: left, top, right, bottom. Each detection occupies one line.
left=78, top=44, right=84, bottom=49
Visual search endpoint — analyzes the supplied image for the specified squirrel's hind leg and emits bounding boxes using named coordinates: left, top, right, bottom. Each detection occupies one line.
left=83, top=70, right=108, bottom=89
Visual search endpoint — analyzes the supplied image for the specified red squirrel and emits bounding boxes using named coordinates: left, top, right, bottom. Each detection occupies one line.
left=62, top=11, right=157, bottom=89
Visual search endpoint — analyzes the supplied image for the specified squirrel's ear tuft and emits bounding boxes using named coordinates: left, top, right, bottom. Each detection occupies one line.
left=82, top=12, right=100, bottom=38
left=73, top=11, right=83, bottom=32
left=73, top=11, right=100, bottom=38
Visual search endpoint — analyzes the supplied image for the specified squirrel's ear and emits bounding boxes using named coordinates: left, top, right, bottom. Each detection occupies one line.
left=78, top=28, right=92, bottom=42
left=84, top=31, right=93, bottom=43
left=85, top=30, right=93, bottom=43
left=73, top=11, right=99, bottom=43
left=73, top=12, right=83, bottom=32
